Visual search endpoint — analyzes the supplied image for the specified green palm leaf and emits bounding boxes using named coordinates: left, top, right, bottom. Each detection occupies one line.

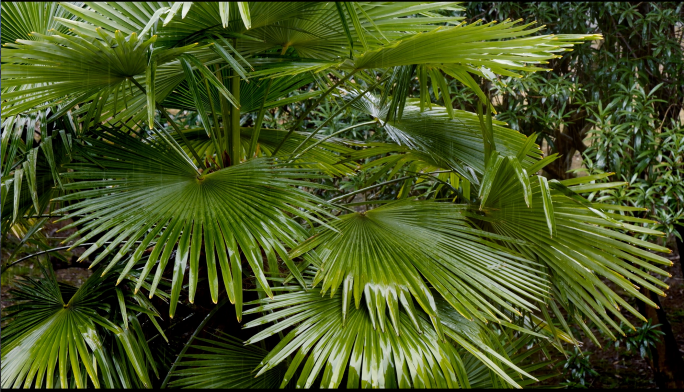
left=53, top=128, right=332, bottom=319
left=2, top=28, right=156, bottom=117
left=349, top=19, right=600, bottom=71
left=468, top=156, right=672, bottom=342
left=289, top=199, right=547, bottom=336
left=168, top=332, right=286, bottom=389
left=243, top=280, right=538, bottom=389
left=162, top=73, right=319, bottom=114
left=0, top=2, right=73, bottom=45
left=1, top=263, right=158, bottom=389
left=174, top=127, right=356, bottom=177
left=344, top=93, right=542, bottom=183
left=237, top=2, right=463, bottom=61
left=1, top=119, right=72, bottom=231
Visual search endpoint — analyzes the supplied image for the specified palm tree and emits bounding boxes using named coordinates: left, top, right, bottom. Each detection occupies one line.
left=1, top=2, right=673, bottom=389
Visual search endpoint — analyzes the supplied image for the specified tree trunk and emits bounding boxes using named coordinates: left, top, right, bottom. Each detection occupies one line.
left=637, top=287, right=684, bottom=388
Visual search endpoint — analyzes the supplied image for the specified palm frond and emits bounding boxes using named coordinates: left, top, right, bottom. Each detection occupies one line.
left=1, top=119, right=72, bottom=231
left=346, top=92, right=542, bottom=180
left=173, top=127, right=356, bottom=177
left=162, top=72, right=319, bottom=114
left=349, top=19, right=600, bottom=72
left=167, top=332, right=286, bottom=389
left=468, top=155, right=672, bottom=343
left=1, top=263, right=158, bottom=389
left=53, top=128, right=332, bottom=319
left=0, top=2, right=74, bottom=45
left=289, top=199, right=548, bottom=336
left=243, top=281, right=539, bottom=389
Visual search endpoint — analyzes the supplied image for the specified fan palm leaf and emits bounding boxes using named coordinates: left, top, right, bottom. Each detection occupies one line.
left=173, top=127, right=356, bottom=177
left=289, top=199, right=548, bottom=337
left=162, top=73, right=319, bottom=114
left=1, top=115, right=72, bottom=231
left=345, top=93, right=541, bottom=182
left=0, top=2, right=74, bottom=45
left=167, top=332, right=287, bottom=389
left=53, top=128, right=332, bottom=319
left=468, top=154, right=672, bottom=342
left=243, top=280, right=539, bottom=389
left=1, top=263, right=159, bottom=389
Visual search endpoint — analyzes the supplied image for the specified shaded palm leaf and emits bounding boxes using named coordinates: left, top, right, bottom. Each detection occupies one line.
left=345, top=143, right=476, bottom=200
left=237, top=2, right=463, bottom=61
left=290, top=199, right=547, bottom=336
left=162, top=73, right=319, bottom=114
left=461, top=321, right=555, bottom=388
left=345, top=93, right=541, bottom=181
left=168, top=332, right=286, bottom=389
left=1, top=121, right=72, bottom=231
left=53, top=128, right=332, bottom=319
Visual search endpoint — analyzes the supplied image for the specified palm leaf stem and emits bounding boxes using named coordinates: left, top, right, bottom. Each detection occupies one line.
left=160, top=297, right=229, bottom=389
left=128, top=77, right=206, bottom=171
left=1, top=241, right=144, bottom=271
left=247, top=44, right=290, bottom=159
left=230, top=41, right=242, bottom=165
left=289, top=120, right=376, bottom=161
left=327, top=169, right=456, bottom=204
left=287, top=75, right=390, bottom=160
left=271, top=69, right=359, bottom=156
left=203, top=75, right=225, bottom=167
left=248, top=79, right=272, bottom=159
left=328, top=176, right=413, bottom=204
left=147, top=312, right=197, bottom=345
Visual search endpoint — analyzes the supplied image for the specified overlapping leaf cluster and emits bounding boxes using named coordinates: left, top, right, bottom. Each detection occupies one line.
left=0, top=1, right=671, bottom=390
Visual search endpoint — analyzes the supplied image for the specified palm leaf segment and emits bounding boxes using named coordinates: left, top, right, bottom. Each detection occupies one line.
left=54, top=129, right=331, bottom=319
left=243, top=280, right=540, bottom=389
left=171, top=298, right=553, bottom=389
left=290, top=199, right=548, bottom=337
left=1, top=264, right=159, bottom=389
left=470, top=154, right=673, bottom=342
left=0, top=2, right=72, bottom=45
left=346, top=93, right=542, bottom=183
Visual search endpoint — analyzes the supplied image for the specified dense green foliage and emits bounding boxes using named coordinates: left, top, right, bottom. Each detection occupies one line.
left=0, top=2, right=678, bottom=389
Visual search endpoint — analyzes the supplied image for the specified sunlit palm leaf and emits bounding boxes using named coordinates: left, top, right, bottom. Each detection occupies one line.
left=349, top=19, right=600, bottom=71
left=243, top=281, right=538, bottom=389
left=2, top=28, right=155, bottom=118
left=53, top=128, right=332, bottom=319
left=468, top=157, right=672, bottom=342
left=290, top=199, right=547, bottom=336
left=0, top=2, right=73, bottom=45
